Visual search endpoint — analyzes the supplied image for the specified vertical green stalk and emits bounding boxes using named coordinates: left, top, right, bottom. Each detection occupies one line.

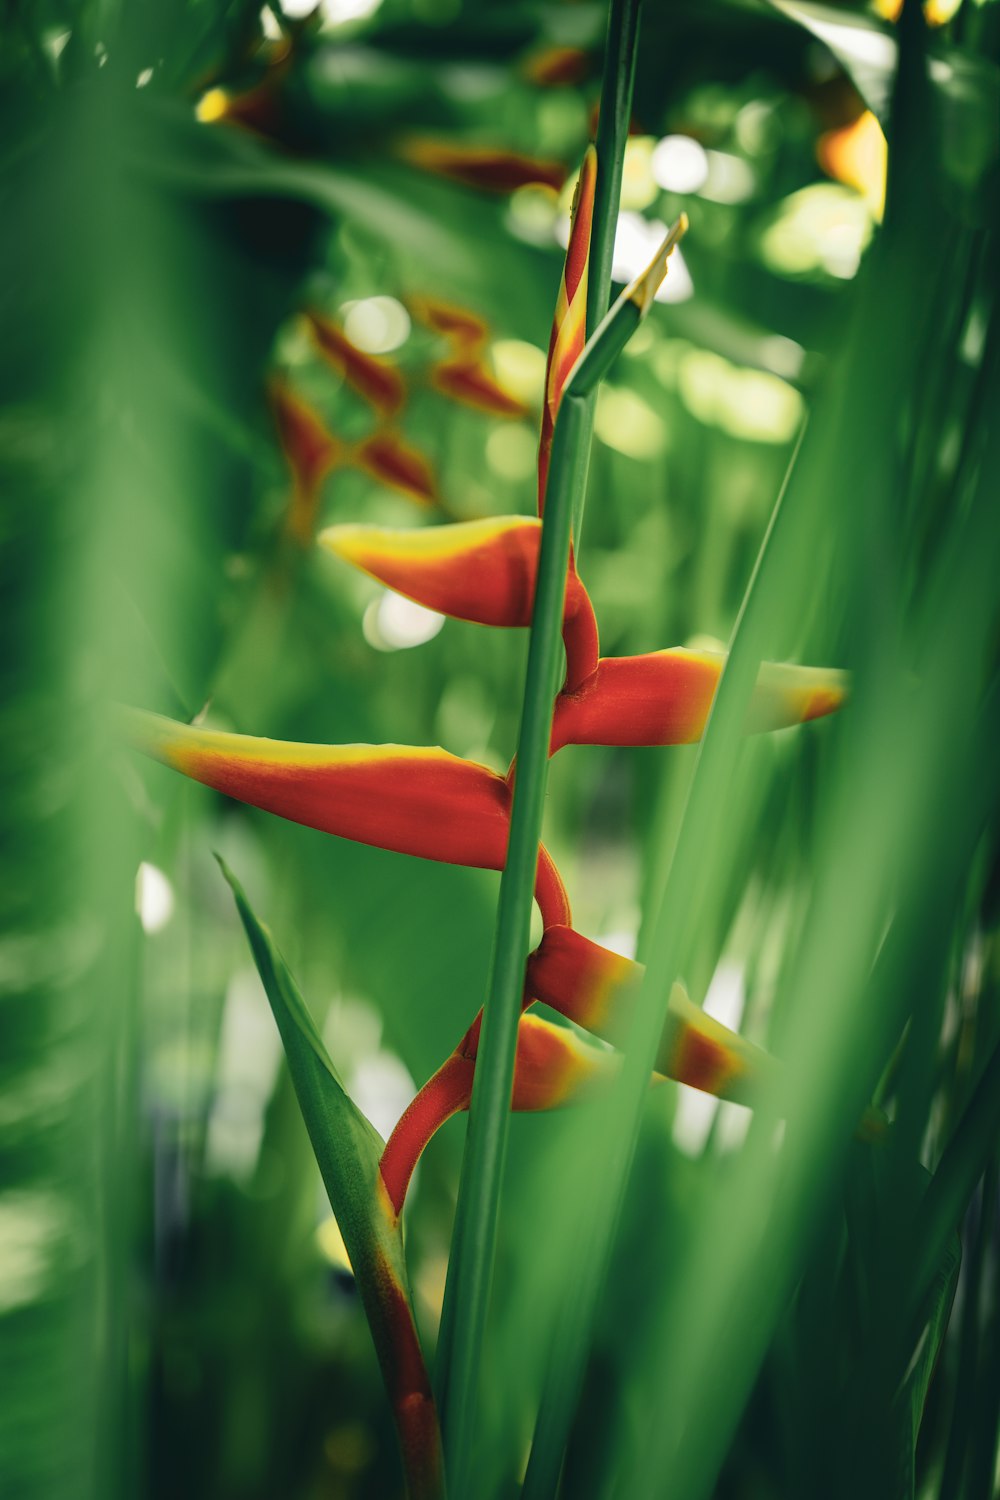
left=588, top=0, right=641, bottom=337
left=435, top=7, right=650, bottom=1469
left=434, top=286, right=665, bottom=1489
left=436, top=395, right=586, bottom=1499
left=578, top=0, right=643, bottom=545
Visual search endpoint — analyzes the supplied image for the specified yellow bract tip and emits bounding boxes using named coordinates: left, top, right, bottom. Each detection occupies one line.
left=626, top=213, right=689, bottom=318
left=318, top=523, right=370, bottom=564
left=196, top=88, right=230, bottom=124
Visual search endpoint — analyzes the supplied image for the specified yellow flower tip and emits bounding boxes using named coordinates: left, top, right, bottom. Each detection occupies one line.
left=118, top=705, right=192, bottom=774
left=196, top=88, right=230, bottom=125
left=804, top=680, right=848, bottom=722
left=626, top=213, right=688, bottom=317
left=817, top=110, right=887, bottom=222
left=317, top=522, right=372, bottom=568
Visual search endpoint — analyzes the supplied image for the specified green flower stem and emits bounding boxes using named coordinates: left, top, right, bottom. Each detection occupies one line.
left=572, top=0, right=644, bottom=546
left=435, top=10, right=651, bottom=1487
left=588, top=0, right=642, bottom=338
left=437, top=387, right=586, bottom=1500
left=435, top=226, right=681, bottom=1499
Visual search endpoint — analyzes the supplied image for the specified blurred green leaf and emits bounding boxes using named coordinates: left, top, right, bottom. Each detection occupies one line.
left=770, top=0, right=999, bottom=216
left=218, top=857, right=444, bottom=1500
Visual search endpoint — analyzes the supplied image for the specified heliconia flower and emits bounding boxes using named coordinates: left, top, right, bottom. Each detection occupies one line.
left=379, top=916, right=783, bottom=1216
left=521, top=46, right=592, bottom=88
left=817, top=110, right=887, bottom=222
left=196, top=81, right=284, bottom=140
left=408, top=294, right=489, bottom=352
left=538, top=146, right=597, bottom=513
left=429, top=357, right=530, bottom=419
left=305, top=310, right=407, bottom=418
left=318, top=517, right=600, bottom=692
left=550, top=648, right=847, bottom=753
left=397, top=137, right=567, bottom=195
left=267, top=378, right=343, bottom=543
left=123, top=708, right=570, bottom=929
left=527, top=925, right=777, bottom=1105
left=379, top=1013, right=614, bottom=1215
left=354, top=431, right=439, bottom=507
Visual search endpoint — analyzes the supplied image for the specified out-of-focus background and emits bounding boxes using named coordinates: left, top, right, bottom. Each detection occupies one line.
left=2, top=1, right=999, bottom=1496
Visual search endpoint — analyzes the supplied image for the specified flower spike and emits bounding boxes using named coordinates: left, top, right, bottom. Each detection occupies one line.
left=319, top=517, right=600, bottom=691
left=538, top=145, right=597, bottom=513
left=550, top=648, right=847, bottom=752
left=124, top=709, right=570, bottom=929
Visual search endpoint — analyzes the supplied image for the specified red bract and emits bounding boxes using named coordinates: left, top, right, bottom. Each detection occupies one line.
left=124, top=708, right=570, bottom=929
left=429, top=357, right=530, bottom=419
left=380, top=1012, right=615, bottom=1215
left=550, top=649, right=847, bottom=751
left=319, top=517, right=600, bottom=692
left=539, top=146, right=597, bottom=513
left=268, top=378, right=343, bottom=544
left=521, top=46, right=592, bottom=88
left=305, top=310, right=407, bottom=418
left=397, top=138, right=568, bottom=194
left=355, top=431, right=439, bottom=507
left=408, top=295, right=489, bottom=350
left=527, top=925, right=777, bottom=1104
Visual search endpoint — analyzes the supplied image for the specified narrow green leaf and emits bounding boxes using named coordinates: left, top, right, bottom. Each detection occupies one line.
left=899, top=1231, right=960, bottom=1498
left=217, top=857, right=445, bottom=1500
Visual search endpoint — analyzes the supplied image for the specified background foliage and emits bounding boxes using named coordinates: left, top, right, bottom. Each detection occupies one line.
left=2, top=0, right=999, bottom=1496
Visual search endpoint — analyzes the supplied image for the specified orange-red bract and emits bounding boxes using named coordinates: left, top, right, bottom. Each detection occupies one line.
left=320, top=517, right=601, bottom=692
left=538, top=146, right=597, bottom=513
left=430, top=357, right=530, bottom=419
left=355, top=432, right=439, bottom=507
left=124, top=708, right=570, bottom=929
left=521, top=46, right=592, bottom=88
left=408, top=294, right=489, bottom=351
left=528, top=925, right=777, bottom=1104
left=550, top=649, right=847, bottom=752
left=305, top=310, right=407, bottom=417
left=268, top=378, right=342, bottom=543
left=379, top=1013, right=613, bottom=1214
left=397, top=137, right=568, bottom=194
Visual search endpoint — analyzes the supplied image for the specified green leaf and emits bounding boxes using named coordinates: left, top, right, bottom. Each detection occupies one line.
left=217, top=857, right=445, bottom=1500
left=899, top=1230, right=960, bottom=1498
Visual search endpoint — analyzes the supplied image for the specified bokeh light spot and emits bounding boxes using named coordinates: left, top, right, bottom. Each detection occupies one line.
left=341, top=296, right=411, bottom=354
left=651, top=135, right=709, bottom=194
left=364, top=590, right=445, bottom=650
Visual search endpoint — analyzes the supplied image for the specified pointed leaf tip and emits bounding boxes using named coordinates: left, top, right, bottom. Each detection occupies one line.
left=626, top=213, right=689, bottom=318
left=217, top=864, right=444, bottom=1498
